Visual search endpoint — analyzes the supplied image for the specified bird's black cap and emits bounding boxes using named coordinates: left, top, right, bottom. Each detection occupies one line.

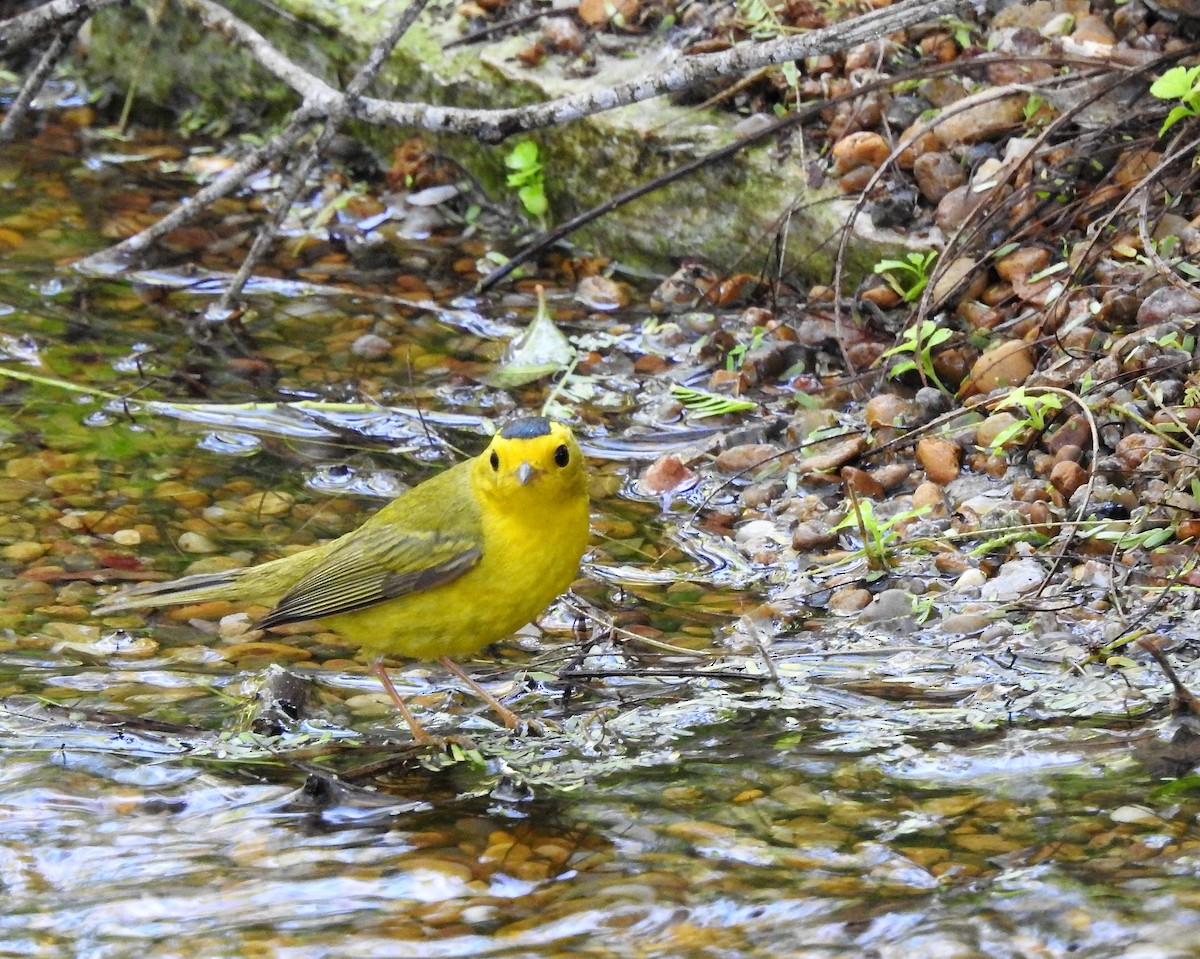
left=500, top=416, right=552, bottom=440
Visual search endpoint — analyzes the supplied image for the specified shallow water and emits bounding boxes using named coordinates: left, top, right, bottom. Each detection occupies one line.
left=3, top=99, right=1200, bottom=959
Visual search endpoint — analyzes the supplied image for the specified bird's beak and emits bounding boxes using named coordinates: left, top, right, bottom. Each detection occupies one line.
left=517, top=461, right=538, bottom=485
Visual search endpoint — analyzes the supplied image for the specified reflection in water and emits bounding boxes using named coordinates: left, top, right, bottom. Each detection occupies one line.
left=2, top=106, right=1200, bottom=959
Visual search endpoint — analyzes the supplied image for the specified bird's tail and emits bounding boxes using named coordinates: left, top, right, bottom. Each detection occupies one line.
left=93, top=568, right=250, bottom=615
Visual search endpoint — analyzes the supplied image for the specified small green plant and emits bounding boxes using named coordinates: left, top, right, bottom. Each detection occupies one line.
left=831, top=494, right=929, bottom=570
left=880, top=319, right=953, bottom=392
left=987, top=388, right=1064, bottom=453
left=873, top=250, right=938, bottom=303
left=670, top=385, right=756, bottom=417
left=1022, top=92, right=1047, bottom=124
left=504, top=140, right=548, bottom=217
left=1150, top=65, right=1200, bottom=136
left=725, top=326, right=767, bottom=371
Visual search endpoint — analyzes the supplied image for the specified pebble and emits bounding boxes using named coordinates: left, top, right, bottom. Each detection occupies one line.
left=1136, top=286, right=1200, bottom=326
left=865, top=393, right=908, bottom=428
left=112, top=528, right=142, bottom=546
left=897, top=121, right=942, bottom=168
left=858, top=588, right=915, bottom=625
left=961, top=340, right=1034, bottom=395
left=979, top=558, right=1045, bottom=601
left=995, top=246, right=1050, bottom=282
left=828, top=586, right=872, bottom=614
left=792, top=520, right=836, bottom=552
left=640, top=454, right=696, bottom=494
left=3, top=541, right=47, bottom=562
left=577, top=0, right=637, bottom=26
left=912, top=480, right=946, bottom=514
left=933, top=94, right=1026, bottom=148
left=576, top=275, right=628, bottom=311
left=841, top=466, right=883, bottom=498
left=939, top=612, right=990, bottom=634
left=831, top=131, right=891, bottom=173
left=1049, top=460, right=1088, bottom=499
left=177, top=531, right=220, bottom=553
left=350, top=333, right=392, bottom=359
left=934, top=185, right=985, bottom=233
left=916, top=436, right=961, bottom=484
left=912, top=151, right=966, bottom=203
left=715, top=444, right=781, bottom=473
left=975, top=411, right=1022, bottom=451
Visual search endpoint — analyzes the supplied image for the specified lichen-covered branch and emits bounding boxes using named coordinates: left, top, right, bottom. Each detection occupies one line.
left=0, top=0, right=128, bottom=56
left=185, top=0, right=971, bottom=142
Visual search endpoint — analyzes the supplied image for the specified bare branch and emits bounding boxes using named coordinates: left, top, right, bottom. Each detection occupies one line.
left=215, top=0, right=433, bottom=311
left=184, top=0, right=972, bottom=142
left=0, top=0, right=128, bottom=56
left=0, top=15, right=84, bottom=146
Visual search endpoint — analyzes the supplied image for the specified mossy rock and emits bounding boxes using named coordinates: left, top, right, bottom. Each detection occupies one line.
left=86, top=0, right=928, bottom=281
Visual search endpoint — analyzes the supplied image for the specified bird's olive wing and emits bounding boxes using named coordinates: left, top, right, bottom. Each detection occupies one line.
left=256, top=530, right=481, bottom=629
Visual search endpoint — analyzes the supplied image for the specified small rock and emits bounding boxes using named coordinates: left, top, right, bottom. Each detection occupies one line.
left=916, top=436, right=961, bottom=484
left=912, top=151, right=966, bottom=203
left=975, top=411, right=1023, bottom=451
left=1050, top=460, right=1088, bottom=499
left=350, top=333, right=392, bottom=359
left=827, top=586, right=872, bottom=614
left=865, top=393, right=908, bottom=428
left=934, top=185, right=985, bottom=233
left=734, top=519, right=782, bottom=548
left=933, top=94, right=1026, bottom=148
left=178, top=531, right=220, bottom=554
left=112, top=528, right=141, bottom=546
left=841, top=466, right=884, bottom=498
left=1070, top=13, right=1116, bottom=45
left=912, top=480, right=946, bottom=514
left=1136, top=286, right=1200, bottom=327
left=909, top=387, right=952, bottom=426
left=859, top=588, right=915, bottom=624
left=542, top=15, right=584, bottom=53
left=872, top=463, right=912, bottom=491
left=939, top=612, right=990, bottom=634
left=995, top=246, right=1050, bottom=282
left=715, top=444, right=781, bottom=474
left=961, top=340, right=1034, bottom=395
left=578, top=0, right=638, bottom=26
left=792, top=520, right=836, bottom=552
left=831, top=131, right=891, bottom=173
left=640, top=454, right=696, bottom=494
left=979, top=558, right=1045, bottom=601
left=3, top=541, right=48, bottom=562
left=576, top=275, right=628, bottom=311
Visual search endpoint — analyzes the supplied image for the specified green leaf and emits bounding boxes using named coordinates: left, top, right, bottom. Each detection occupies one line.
left=505, top=140, right=540, bottom=171
left=670, top=385, right=756, bottom=417
left=518, top=183, right=548, bottom=217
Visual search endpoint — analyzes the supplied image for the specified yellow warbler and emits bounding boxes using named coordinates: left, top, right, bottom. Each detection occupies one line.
left=94, top=416, right=590, bottom=739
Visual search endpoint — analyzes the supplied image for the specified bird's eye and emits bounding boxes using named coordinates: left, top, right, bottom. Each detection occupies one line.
left=554, top=444, right=570, bottom=468
left=489, top=450, right=500, bottom=471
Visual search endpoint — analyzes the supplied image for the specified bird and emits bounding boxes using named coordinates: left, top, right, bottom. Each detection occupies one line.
left=94, top=416, right=591, bottom=741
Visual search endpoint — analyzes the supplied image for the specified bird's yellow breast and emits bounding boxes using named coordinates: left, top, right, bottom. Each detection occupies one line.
left=319, top=422, right=589, bottom=659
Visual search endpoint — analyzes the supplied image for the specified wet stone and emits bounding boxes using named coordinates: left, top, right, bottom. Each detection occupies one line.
left=912, top=151, right=966, bottom=203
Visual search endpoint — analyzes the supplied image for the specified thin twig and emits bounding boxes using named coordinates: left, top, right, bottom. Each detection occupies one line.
left=0, top=14, right=83, bottom=147
left=181, top=0, right=971, bottom=142
left=214, top=0, right=432, bottom=312
left=0, top=0, right=128, bottom=56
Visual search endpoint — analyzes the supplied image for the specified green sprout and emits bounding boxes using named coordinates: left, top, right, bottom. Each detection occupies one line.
left=873, top=250, right=938, bottom=303
left=1150, top=65, right=1200, bottom=136
left=987, top=387, right=1063, bottom=453
left=831, top=494, right=929, bottom=571
left=670, top=385, right=756, bottom=418
left=880, top=319, right=953, bottom=392
left=504, top=140, right=548, bottom=217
